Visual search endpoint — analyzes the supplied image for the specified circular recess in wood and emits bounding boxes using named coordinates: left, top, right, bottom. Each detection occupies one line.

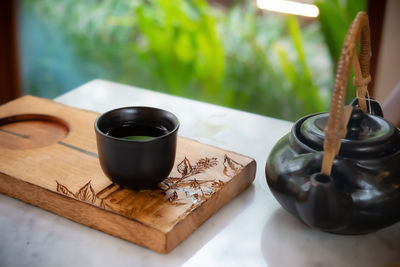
left=0, top=114, right=69, bottom=149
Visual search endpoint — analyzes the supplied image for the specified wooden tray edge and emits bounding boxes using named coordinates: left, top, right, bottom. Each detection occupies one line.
left=0, top=171, right=168, bottom=253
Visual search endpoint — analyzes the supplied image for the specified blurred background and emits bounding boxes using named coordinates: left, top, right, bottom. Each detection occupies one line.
left=1, top=0, right=398, bottom=122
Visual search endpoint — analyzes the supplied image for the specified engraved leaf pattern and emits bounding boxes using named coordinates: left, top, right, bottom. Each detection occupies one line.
left=177, top=157, right=192, bottom=177
left=158, top=181, right=169, bottom=191
left=55, top=155, right=245, bottom=212
left=160, top=156, right=222, bottom=205
left=212, top=179, right=225, bottom=189
left=168, top=191, right=178, bottom=202
left=76, top=181, right=96, bottom=204
left=56, top=180, right=97, bottom=204
left=191, top=157, right=218, bottom=176
left=223, top=155, right=244, bottom=177
left=56, top=181, right=75, bottom=198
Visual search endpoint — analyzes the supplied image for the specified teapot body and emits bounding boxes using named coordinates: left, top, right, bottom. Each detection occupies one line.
left=266, top=113, right=400, bottom=234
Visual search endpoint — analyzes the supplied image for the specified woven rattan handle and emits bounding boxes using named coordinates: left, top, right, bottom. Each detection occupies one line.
left=321, top=12, right=371, bottom=176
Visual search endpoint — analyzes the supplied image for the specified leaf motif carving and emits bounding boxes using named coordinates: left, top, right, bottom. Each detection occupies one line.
left=56, top=181, right=75, bottom=197
left=76, top=181, right=96, bottom=204
left=158, top=181, right=170, bottom=191
left=168, top=191, right=178, bottom=202
left=176, top=179, right=214, bottom=188
left=177, top=157, right=192, bottom=177
left=223, top=155, right=244, bottom=177
left=160, top=156, right=223, bottom=205
left=163, top=177, right=182, bottom=184
left=212, top=179, right=225, bottom=189
left=191, top=157, right=218, bottom=175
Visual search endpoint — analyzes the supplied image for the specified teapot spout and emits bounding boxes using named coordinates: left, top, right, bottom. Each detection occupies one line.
left=296, top=173, right=353, bottom=232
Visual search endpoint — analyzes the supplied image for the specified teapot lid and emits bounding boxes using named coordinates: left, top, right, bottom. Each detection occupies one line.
left=299, top=108, right=400, bottom=157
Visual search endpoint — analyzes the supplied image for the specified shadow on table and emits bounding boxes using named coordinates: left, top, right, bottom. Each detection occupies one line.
left=0, top=184, right=255, bottom=267
left=261, top=209, right=400, bottom=267
left=124, top=184, right=256, bottom=265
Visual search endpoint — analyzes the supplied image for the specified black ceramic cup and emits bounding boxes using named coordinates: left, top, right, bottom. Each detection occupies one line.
left=94, top=106, right=179, bottom=190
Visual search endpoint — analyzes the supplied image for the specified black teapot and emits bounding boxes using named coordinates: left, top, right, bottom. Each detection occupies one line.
left=265, top=12, right=400, bottom=235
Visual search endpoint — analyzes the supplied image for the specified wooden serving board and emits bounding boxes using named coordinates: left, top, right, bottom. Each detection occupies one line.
left=0, top=96, right=256, bottom=253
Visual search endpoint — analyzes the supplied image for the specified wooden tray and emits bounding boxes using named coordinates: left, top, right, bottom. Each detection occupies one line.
left=0, top=96, right=256, bottom=253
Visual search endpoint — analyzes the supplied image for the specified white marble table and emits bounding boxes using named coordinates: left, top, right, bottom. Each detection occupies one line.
left=1, top=79, right=399, bottom=267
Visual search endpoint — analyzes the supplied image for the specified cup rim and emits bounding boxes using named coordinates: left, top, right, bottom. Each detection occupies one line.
left=94, top=106, right=180, bottom=143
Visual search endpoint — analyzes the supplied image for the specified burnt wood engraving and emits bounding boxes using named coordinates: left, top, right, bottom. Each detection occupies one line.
left=223, top=154, right=244, bottom=177
left=56, top=154, right=244, bottom=217
left=56, top=180, right=97, bottom=204
left=160, top=156, right=219, bottom=204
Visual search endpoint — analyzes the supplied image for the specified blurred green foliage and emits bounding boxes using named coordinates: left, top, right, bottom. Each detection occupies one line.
left=315, top=0, right=367, bottom=101
left=19, top=0, right=365, bottom=121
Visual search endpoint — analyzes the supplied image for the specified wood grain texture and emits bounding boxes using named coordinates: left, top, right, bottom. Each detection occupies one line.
left=0, top=96, right=256, bottom=253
